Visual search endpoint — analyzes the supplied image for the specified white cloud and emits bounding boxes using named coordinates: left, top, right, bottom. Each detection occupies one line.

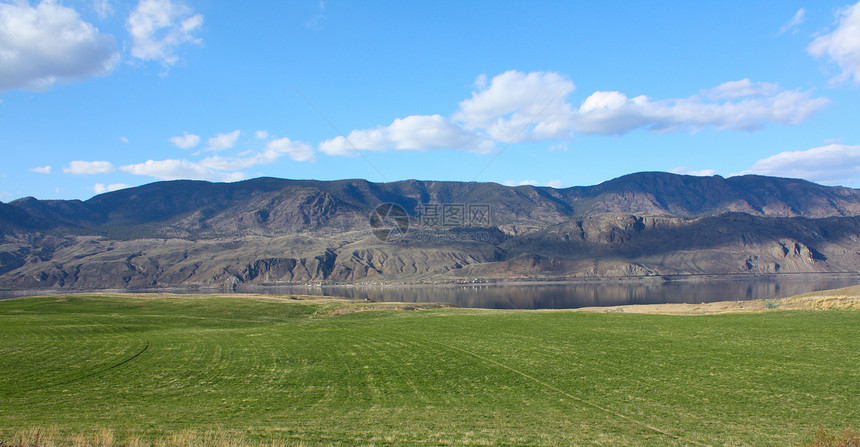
left=320, top=71, right=829, bottom=158
left=265, top=137, right=315, bottom=162
left=571, top=85, right=829, bottom=135
left=305, top=0, right=326, bottom=30
left=0, top=1, right=118, bottom=91
left=63, top=160, right=115, bottom=174
left=547, top=142, right=569, bottom=152
left=169, top=132, right=200, bottom=149
left=93, top=183, right=130, bottom=194
left=454, top=71, right=826, bottom=141
left=120, top=159, right=244, bottom=182
left=319, top=114, right=495, bottom=156
left=454, top=70, right=576, bottom=142
left=809, top=2, right=860, bottom=84
left=740, top=144, right=860, bottom=186
left=501, top=179, right=564, bottom=188
left=703, top=79, right=779, bottom=100
left=502, top=179, right=537, bottom=187
left=780, top=8, right=806, bottom=34
left=119, top=136, right=129, bottom=143
left=30, top=165, right=51, bottom=174
left=255, top=130, right=269, bottom=140
left=206, top=130, right=240, bottom=152
left=671, top=167, right=717, bottom=177
left=126, top=0, right=203, bottom=67
left=91, top=0, right=113, bottom=19
left=201, top=137, right=315, bottom=169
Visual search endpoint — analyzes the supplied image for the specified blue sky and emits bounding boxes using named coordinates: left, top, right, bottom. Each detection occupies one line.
left=2, top=0, right=860, bottom=201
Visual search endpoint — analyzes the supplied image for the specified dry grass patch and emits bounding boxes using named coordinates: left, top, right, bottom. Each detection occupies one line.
left=1, top=428, right=306, bottom=447
left=802, top=425, right=859, bottom=447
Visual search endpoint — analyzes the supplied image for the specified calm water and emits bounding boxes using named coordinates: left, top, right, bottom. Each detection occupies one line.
left=4, top=275, right=856, bottom=309
left=261, top=276, right=860, bottom=309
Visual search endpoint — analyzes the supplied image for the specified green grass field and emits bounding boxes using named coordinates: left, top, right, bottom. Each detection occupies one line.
left=0, top=294, right=857, bottom=446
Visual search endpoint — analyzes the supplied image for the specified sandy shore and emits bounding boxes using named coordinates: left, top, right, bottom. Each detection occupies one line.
left=574, top=285, right=860, bottom=315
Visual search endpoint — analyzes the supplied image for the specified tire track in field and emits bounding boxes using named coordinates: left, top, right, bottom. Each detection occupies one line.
left=416, top=336, right=712, bottom=447
left=19, top=340, right=150, bottom=394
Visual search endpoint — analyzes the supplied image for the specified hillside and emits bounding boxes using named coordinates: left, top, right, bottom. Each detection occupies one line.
left=2, top=172, right=860, bottom=289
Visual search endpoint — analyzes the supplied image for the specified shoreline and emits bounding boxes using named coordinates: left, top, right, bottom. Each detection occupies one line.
left=2, top=271, right=859, bottom=297
left=2, top=286, right=859, bottom=316
left=572, top=285, right=860, bottom=315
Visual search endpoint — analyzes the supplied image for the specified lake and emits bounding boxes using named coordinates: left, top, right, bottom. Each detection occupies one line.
left=2, top=275, right=858, bottom=309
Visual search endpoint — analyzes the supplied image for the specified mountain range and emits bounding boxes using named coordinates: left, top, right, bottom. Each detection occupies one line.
left=2, top=171, right=860, bottom=289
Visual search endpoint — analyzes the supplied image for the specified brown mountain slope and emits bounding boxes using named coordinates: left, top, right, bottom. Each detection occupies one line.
left=2, top=172, right=860, bottom=289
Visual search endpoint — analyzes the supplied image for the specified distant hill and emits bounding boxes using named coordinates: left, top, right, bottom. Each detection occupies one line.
left=2, top=172, right=859, bottom=289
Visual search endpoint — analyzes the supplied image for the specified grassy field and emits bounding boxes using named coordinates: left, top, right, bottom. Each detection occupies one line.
left=0, top=294, right=857, bottom=446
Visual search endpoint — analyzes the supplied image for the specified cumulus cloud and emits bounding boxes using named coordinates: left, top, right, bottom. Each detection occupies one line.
left=571, top=84, right=829, bottom=135
left=120, top=159, right=244, bottom=182
left=779, top=8, right=806, bottom=34
left=740, top=144, right=860, bottom=186
left=454, top=70, right=576, bottom=142
left=809, top=2, right=860, bottom=84
left=206, top=130, right=240, bottom=152
left=120, top=132, right=314, bottom=183
left=63, top=160, right=115, bottom=174
left=93, top=183, right=130, bottom=194
left=671, top=167, right=717, bottom=177
left=30, top=165, right=51, bottom=174
left=320, top=71, right=829, bottom=158
left=126, top=0, right=203, bottom=67
left=201, top=137, right=315, bottom=170
left=0, top=1, right=118, bottom=91
left=319, top=114, right=495, bottom=156
left=255, top=130, right=269, bottom=140
left=265, top=137, right=315, bottom=162
left=169, top=132, right=200, bottom=149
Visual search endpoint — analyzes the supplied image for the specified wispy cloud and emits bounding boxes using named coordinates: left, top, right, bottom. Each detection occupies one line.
left=93, top=183, right=130, bottom=194
left=779, top=8, right=806, bottom=34
left=319, top=115, right=494, bottom=156
left=63, top=161, right=115, bottom=175
left=169, top=132, right=201, bottom=149
left=305, top=0, right=326, bottom=30
left=91, top=0, right=114, bottom=19
left=120, top=159, right=244, bottom=182
left=671, top=167, right=717, bottom=177
left=501, top=179, right=565, bottom=188
left=30, top=166, right=51, bottom=174
left=126, top=0, right=203, bottom=68
left=205, top=130, right=240, bottom=152
left=808, top=1, right=860, bottom=84
left=201, top=136, right=315, bottom=169
left=740, top=144, right=860, bottom=186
